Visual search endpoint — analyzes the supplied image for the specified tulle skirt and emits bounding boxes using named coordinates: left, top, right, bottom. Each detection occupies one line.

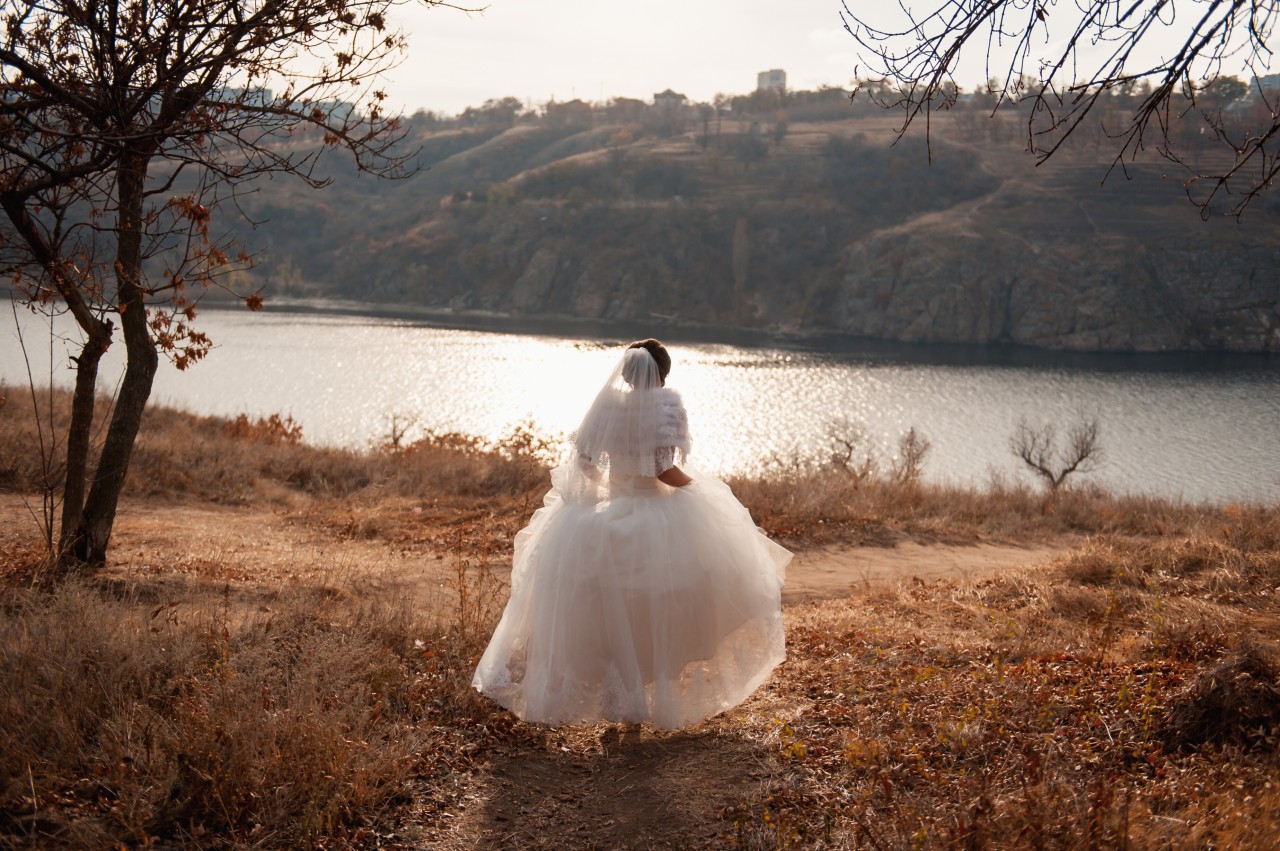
left=472, top=466, right=789, bottom=730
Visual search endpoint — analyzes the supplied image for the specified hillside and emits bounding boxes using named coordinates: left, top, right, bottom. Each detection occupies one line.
left=233, top=103, right=1280, bottom=352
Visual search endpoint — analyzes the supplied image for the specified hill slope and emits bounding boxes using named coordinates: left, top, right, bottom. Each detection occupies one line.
left=237, top=110, right=1280, bottom=352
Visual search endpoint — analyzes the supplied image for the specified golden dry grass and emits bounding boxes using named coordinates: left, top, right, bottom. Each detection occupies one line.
left=0, top=556, right=543, bottom=844
left=719, top=513, right=1280, bottom=849
left=726, top=465, right=1212, bottom=548
left=1, top=389, right=1278, bottom=848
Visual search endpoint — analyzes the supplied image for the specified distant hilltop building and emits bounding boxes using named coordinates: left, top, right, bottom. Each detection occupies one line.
left=757, top=69, right=786, bottom=93
left=1254, top=73, right=1280, bottom=92
left=653, top=89, right=687, bottom=109
left=544, top=98, right=593, bottom=129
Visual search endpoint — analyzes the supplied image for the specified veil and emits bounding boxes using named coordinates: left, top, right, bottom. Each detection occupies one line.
left=565, top=346, right=691, bottom=491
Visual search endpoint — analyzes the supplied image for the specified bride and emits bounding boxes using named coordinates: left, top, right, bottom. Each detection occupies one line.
left=472, top=339, right=789, bottom=730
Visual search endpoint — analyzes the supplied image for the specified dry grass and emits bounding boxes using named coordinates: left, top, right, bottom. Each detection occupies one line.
left=723, top=509, right=1280, bottom=849
left=728, top=465, right=1225, bottom=548
left=0, top=568, right=521, bottom=848
left=2, top=390, right=1279, bottom=847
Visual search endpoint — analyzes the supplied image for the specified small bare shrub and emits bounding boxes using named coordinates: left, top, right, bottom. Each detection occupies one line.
left=439, top=525, right=506, bottom=641
left=824, top=417, right=876, bottom=480
left=890, top=426, right=931, bottom=485
left=1009, top=413, right=1103, bottom=495
left=379, top=411, right=419, bottom=451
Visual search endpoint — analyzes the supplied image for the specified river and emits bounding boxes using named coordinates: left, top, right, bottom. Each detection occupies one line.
left=3, top=305, right=1277, bottom=504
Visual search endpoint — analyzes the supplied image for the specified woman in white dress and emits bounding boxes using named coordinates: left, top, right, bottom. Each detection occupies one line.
left=472, top=339, right=789, bottom=730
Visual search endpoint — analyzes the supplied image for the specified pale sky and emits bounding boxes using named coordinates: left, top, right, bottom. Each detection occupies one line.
left=380, top=1, right=1275, bottom=117
left=385, top=0, right=859, bottom=115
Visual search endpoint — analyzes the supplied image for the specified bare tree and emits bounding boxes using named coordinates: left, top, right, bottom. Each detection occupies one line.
left=843, top=1, right=1280, bottom=218
left=825, top=416, right=876, bottom=480
left=890, top=427, right=932, bottom=486
left=381, top=411, right=420, bottom=451
left=1, top=0, right=456, bottom=567
left=1009, top=415, right=1104, bottom=494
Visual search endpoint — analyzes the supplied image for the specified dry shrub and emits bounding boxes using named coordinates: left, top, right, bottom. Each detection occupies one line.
left=222, top=412, right=304, bottom=444
left=1160, top=643, right=1280, bottom=749
left=383, top=426, right=549, bottom=501
left=130, top=405, right=380, bottom=503
left=252, top=443, right=378, bottom=498
left=126, top=407, right=261, bottom=503
left=1219, top=501, right=1280, bottom=552
left=0, top=578, right=493, bottom=848
left=436, top=524, right=507, bottom=642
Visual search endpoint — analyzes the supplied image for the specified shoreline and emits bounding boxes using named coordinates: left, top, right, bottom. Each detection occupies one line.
left=5, top=285, right=1278, bottom=370
left=192, top=294, right=1280, bottom=372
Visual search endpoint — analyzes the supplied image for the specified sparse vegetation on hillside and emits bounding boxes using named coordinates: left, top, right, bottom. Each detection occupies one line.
left=224, top=84, right=1280, bottom=353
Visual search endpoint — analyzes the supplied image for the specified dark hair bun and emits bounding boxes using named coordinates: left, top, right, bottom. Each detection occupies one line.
left=627, top=338, right=671, bottom=382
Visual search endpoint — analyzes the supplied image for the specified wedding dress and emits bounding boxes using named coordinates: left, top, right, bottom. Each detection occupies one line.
left=472, top=345, right=788, bottom=730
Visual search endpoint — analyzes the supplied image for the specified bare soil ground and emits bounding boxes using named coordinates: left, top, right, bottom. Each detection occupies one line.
left=0, top=493, right=1069, bottom=849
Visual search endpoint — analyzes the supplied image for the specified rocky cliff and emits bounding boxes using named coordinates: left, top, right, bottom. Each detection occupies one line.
left=815, top=172, right=1280, bottom=352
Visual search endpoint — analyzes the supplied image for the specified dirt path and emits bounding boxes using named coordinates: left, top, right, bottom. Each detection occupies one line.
left=784, top=540, right=1064, bottom=602
left=2, top=494, right=1065, bottom=603
left=419, top=720, right=793, bottom=850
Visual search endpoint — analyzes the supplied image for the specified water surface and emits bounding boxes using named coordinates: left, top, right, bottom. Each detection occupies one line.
left=3, top=306, right=1277, bottom=504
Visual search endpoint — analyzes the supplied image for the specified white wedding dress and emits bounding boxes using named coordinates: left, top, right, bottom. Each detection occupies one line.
left=472, top=349, right=788, bottom=730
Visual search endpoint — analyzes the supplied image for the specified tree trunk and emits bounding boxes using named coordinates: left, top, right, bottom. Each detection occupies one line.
left=58, top=326, right=112, bottom=555
left=68, top=152, right=158, bottom=566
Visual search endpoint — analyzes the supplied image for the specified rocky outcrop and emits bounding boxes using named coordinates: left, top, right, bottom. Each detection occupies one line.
left=825, top=220, right=1280, bottom=352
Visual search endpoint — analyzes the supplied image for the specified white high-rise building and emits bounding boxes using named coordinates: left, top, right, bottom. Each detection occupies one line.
left=756, top=69, right=786, bottom=93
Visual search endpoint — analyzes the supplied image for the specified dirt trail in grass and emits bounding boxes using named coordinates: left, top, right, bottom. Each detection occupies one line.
left=0, top=494, right=1068, bottom=848
left=419, top=720, right=796, bottom=850
left=1, top=494, right=1064, bottom=601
